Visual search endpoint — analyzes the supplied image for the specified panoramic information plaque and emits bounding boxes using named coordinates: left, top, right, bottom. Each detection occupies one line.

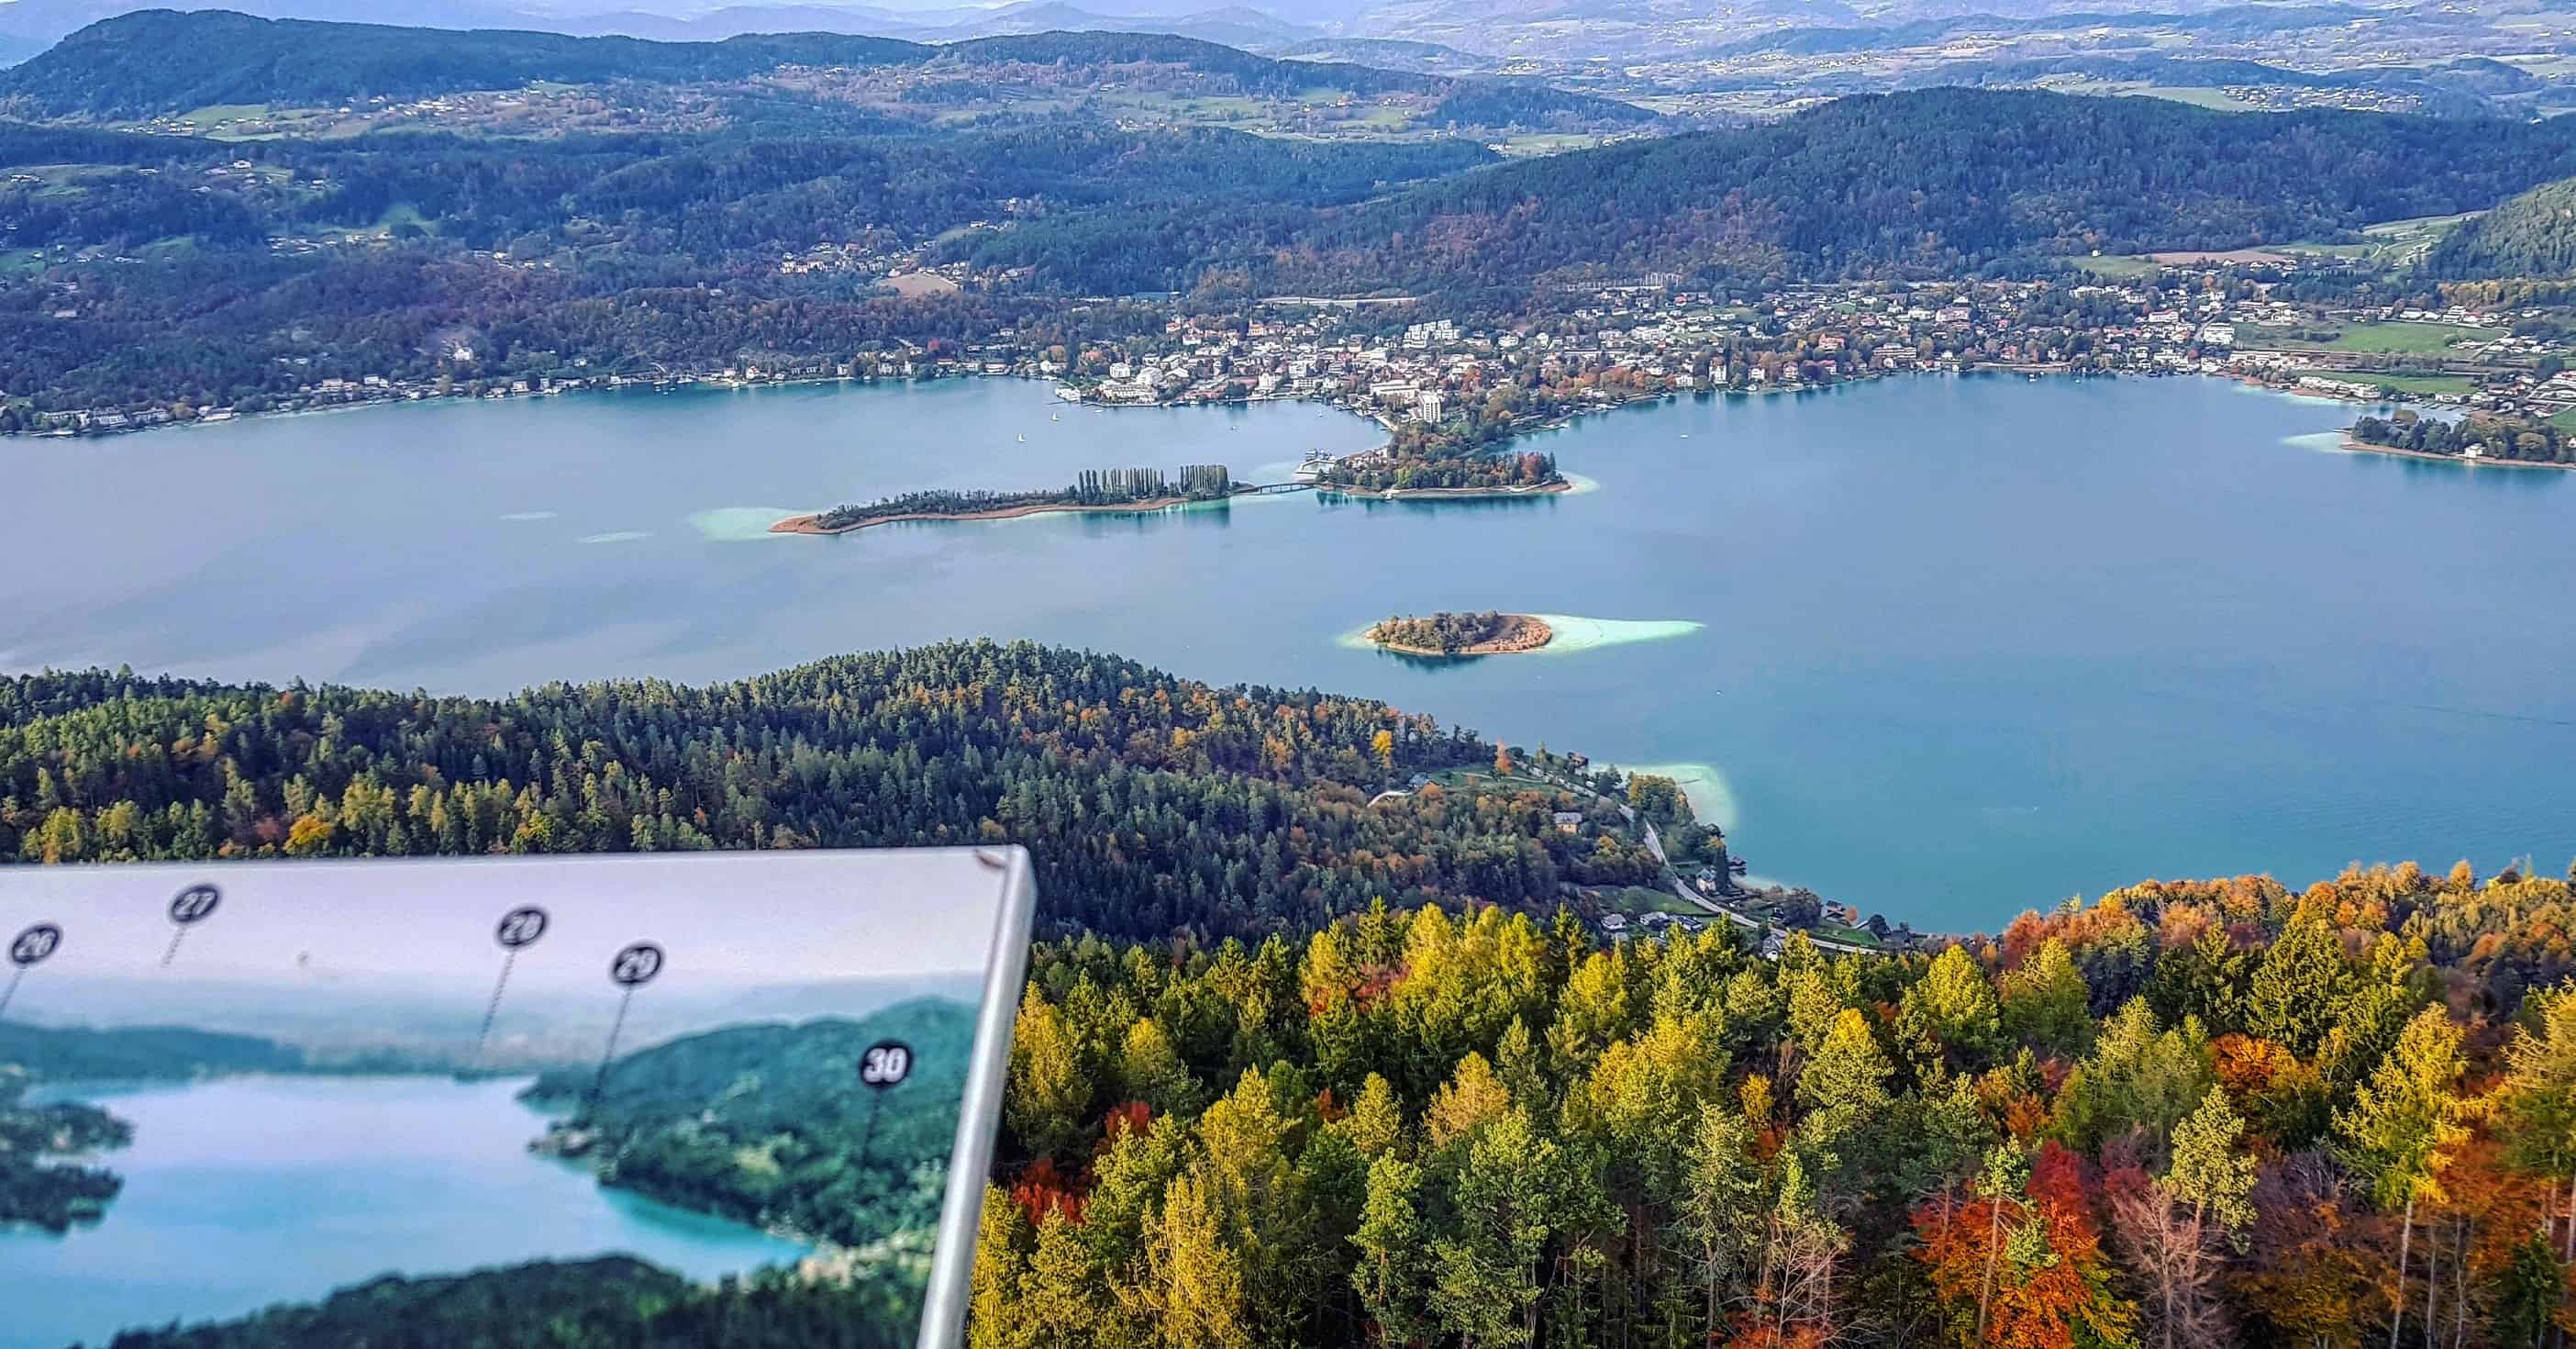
left=0, top=848, right=1038, bottom=1349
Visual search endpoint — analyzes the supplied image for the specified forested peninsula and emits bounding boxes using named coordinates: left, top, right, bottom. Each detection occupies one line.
left=6, top=644, right=2576, bottom=1346
left=776, top=465, right=1242, bottom=535
left=0, top=643, right=1717, bottom=938
left=524, top=1000, right=977, bottom=1249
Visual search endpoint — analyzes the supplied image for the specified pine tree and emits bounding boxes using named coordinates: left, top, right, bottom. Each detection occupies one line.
left=2499, top=983, right=2576, bottom=1270
left=1427, top=1052, right=1514, bottom=1153
left=970, top=1187, right=1037, bottom=1349
left=1672, top=1103, right=1764, bottom=1339
left=2055, top=998, right=2215, bottom=1157
left=1025, top=1210, right=1106, bottom=1349
left=1146, top=1171, right=1252, bottom=1349
left=1896, top=945, right=2002, bottom=1073
left=2001, top=937, right=2094, bottom=1058
left=1115, top=1016, right=1203, bottom=1120
left=1351, top=1155, right=1434, bottom=1345
left=1336, top=1073, right=1407, bottom=1162
left=2166, top=1086, right=2259, bottom=1233
left=2248, top=912, right=2351, bottom=1057
left=1794, top=1007, right=1893, bottom=1166
left=1430, top=1109, right=1562, bottom=1348
left=1008, top=988, right=1095, bottom=1163
left=2331, top=1006, right=2475, bottom=1349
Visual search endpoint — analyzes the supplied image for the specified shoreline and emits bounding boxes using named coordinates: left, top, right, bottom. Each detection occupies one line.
left=1364, top=613, right=1554, bottom=656
left=2337, top=431, right=2574, bottom=470
left=771, top=494, right=1215, bottom=534
left=17, top=362, right=2432, bottom=468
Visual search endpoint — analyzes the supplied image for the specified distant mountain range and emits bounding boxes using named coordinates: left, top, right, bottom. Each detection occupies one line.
left=0, top=9, right=1655, bottom=122
left=1, top=0, right=2552, bottom=68
left=0, top=0, right=1328, bottom=61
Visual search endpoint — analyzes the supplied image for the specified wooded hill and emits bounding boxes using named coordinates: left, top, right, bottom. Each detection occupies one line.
left=50, top=864, right=2576, bottom=1348
left=2429, top=175, right=2576, bottom=280
left=526, top=998, right=980, bottom=1249
left=0, top=10, right=1651, bottom=128
left=961, top=872, right=2576, bottom=1348
left=1278, top=89, right=2576, bottom=288
left=6, top=78, right=2576, bottom=416
left=8, top=641, right=2576, bottom=1344
left=0, top=642, right=1693, bottom=938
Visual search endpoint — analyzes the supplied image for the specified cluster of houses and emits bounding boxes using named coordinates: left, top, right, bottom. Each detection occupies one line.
left=1024, top=274, right=2567, bottom=440
left=28, top=262, right=2575, bottom=437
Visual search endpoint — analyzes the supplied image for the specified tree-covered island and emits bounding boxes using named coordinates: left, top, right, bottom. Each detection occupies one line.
left=1365, top=611, right=1555, bottom=656
left=2348, top=409, right=2576, bottom=467
left=1314, top=450, right=1569, bottom=498
left=775, top=464, right=1241, bottom=535
left=0, top=1072, right=131, bottom=1232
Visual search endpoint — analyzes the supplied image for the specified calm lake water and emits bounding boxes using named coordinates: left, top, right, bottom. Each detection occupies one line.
left=4, top=374, right=2571, bottom=925
left=0, top=1076, right=808, bottom=1349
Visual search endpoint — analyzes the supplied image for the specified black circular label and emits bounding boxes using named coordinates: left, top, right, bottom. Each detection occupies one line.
left=858, top=1040, right=914, bottom=1089
left=495, top=907, right=550, bottom=950
left=168, top=884, right=221, bottom=926
left=9, top=923, right=61, bottom=968
left=610, top=942, right=664, bottom=987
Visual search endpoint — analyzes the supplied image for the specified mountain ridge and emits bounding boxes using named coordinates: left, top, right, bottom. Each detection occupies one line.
left=0, top=8, right=1653, bottom=124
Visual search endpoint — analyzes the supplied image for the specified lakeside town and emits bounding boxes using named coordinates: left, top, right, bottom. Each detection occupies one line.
left=24, top=256, right=2575, bottom=456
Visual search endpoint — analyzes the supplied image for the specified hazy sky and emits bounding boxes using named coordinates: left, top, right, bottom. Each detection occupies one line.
left=0, top=849, right=1024, bottom=998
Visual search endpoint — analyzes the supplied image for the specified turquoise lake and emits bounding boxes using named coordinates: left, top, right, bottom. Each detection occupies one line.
left=3, top=373, right=2570, bottom=925
left=0, top=1075, right=809, bottom=1349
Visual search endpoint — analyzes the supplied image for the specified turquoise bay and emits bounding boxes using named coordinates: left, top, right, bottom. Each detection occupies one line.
left=0, top=1076, right=808, bottom=1349
left=3, top=374, right=2570, bottom=926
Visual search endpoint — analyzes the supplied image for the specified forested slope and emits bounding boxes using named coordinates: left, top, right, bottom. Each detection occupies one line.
left=1281, top=88, right=2576, bottom=286
left=0, top=11, right=920, bottom=117
left=8, top=642, right=2576, bottom=1344
left=963, top=875, right=2576, bottom=1347
left=2429, top=175, right=2576, bottom=279
left=0, top=642, right=1689, bottom=937
left=3, top=79, right=2570, bottom=416
left=0, top=11, right=1648, bottom=126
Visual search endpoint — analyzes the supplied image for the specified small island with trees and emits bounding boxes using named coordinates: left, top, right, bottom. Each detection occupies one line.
left=774, top=464, right=1242, bottom=535
left=1364, top=610, right=1554, bottom=656
left=0, top=1075, right=131, bottom=1232
left=1315, top=449, right=1571, bottom=498
left=2348, top=409, right=2575, bottom=467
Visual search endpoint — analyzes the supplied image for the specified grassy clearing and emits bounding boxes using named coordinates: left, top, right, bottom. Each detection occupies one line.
left=1426, top=767, right=1571, bottom=797
left=2063, top=254, right=2160, bottom=279
left=1814, top=921, right=1885, bottom=947
left=2552, top=408, right=2576, bottom=433
left=2049, top=80, right=2255, bottom=111
left=2134, top=85, right=2258, bottom=111
left=2241, top=320, right=2501, bottom=355
left=2283, top=212, right=2480, bottom=265
left=1591, top=885, right=1705, bottom=917
left=172, top=103, right=272, bottom=127
left=1495, top=132, right=1602, bottom=157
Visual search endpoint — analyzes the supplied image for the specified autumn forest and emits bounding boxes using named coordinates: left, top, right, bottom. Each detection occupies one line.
left=6, top=645, right=2576, bottom=1347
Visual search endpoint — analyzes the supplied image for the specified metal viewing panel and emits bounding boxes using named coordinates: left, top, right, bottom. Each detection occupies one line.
left=0, top=848, right=1038, bottom=1349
